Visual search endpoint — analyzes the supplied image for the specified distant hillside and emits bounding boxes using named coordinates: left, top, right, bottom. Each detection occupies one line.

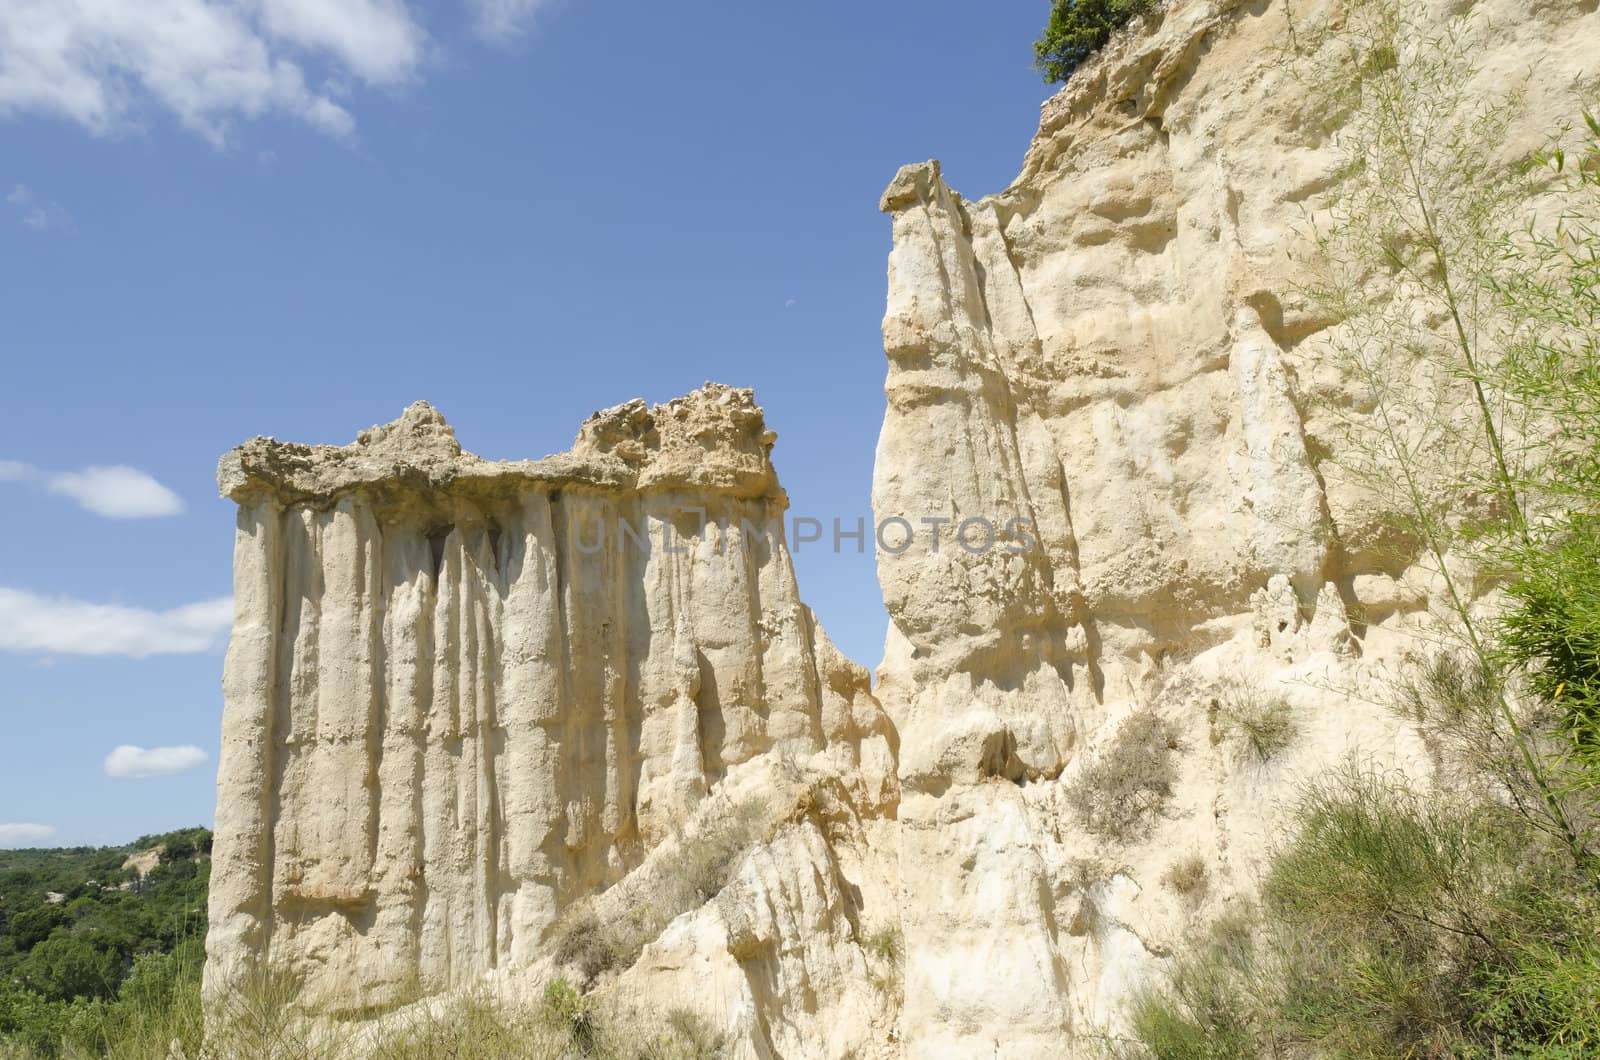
left=0, top=828, right=210, bottom=1057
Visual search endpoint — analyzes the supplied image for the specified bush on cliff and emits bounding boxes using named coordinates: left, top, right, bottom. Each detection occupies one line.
left=1121, top=760, right=1600, bottom=1058
left=1034, top=0, right=1152, bottom=84
left=1064, top=709, right=1180, bottom=841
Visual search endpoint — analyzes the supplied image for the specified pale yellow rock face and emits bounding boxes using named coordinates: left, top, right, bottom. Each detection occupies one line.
left=208, top=0, right=1600, bottom=1055
left=872, top=0, right=1598, bottom=1053
left=204, top=385, right=897, bottom=1031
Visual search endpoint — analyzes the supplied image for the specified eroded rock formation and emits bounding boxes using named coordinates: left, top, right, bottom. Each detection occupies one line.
left=870, top=0, right=1597, bottom=1053
left=204, top=386, right=896, bottom=1014
left=207, top=0, right=1600, bottom=1054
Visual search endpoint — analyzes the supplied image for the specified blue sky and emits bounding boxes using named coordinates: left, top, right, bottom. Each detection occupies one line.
left=0, top=0, right=1053, bottom=847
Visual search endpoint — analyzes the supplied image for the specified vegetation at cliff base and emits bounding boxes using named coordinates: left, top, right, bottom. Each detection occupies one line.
left=1034, top=0, right=1152, bottom=83
left=0, top=822, right=731, bottom=1058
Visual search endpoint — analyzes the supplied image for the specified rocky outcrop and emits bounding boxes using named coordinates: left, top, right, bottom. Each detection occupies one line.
left=204, top=385, right=896, bottom=1016
left=871, top=0, right=1598, bottom=1052
left=207, top=0, right=1599, bottom=1054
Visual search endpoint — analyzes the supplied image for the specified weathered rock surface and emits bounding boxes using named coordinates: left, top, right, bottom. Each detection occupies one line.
left=207, top=0, right=1600, bottom=1055
left=204, top=385, right=897, bottom=1026
left=870, top=0, right=1598, bottom=1052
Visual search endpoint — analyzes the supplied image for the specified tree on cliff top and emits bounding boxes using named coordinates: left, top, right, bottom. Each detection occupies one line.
left=1034, top=0, right=1151, bottom=83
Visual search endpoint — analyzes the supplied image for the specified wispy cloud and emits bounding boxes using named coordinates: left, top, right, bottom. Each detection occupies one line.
left=46, top=466, right=185, bottom=518
left=0, top=0, right=424, bottom=144
left=104, top=744, right=210, bottom=779
left=0, top=0, right=568, bottom=144
left=2, top=461, right=184, bottom=518
left=0, top=823, right=56, bottom=848
left=468, top=0, right=559, bottom=43
left=0, top=589, right=232, bottom=658
left=6, top=184, right=73, bottom=232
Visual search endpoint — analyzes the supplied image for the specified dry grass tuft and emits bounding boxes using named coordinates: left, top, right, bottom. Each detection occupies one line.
left=1064, top=709, right=1181, bottom=840
left=1161, top=854, right=1209, bottom=899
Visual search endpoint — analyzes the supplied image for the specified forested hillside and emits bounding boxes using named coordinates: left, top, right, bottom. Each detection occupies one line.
left=0, top=829, right=210, bottom=1057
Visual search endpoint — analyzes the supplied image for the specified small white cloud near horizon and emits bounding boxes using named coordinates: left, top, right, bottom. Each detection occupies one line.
left=0, top=460, right=36, bottom=481
left=6, top=184, right=73, bottom=232
left=46, top=465, right=185, bottom=518
left=0, top=588, right=233, bottom=658
left=104, top=744, right=210, bottom=780
left=0, top=823, right=57, bottom=848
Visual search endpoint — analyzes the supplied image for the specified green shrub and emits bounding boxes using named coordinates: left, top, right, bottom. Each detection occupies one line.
left=862, top=924, right=903, bottom=964
left=549, top=904, right=629, bottom=988
left=1123, top=911, right=1262, bottom=1060
left=1122, top=761, right=1600, bottom=1059
left=1502, top=515, right=1600, bottom=756
left=366, top=980, right=724, bottom=1060
left=1213, top=684, right=1299, bottom=762
left=368, top=993, right=557, bottom=1060
left=15, top=937, right=120, bottom=1003
left=1064, top=709, right=1180, bottom=840
left=1034, top=0, right=1153, bottom=84
left=862, top=923, right=905, bottom=998
left=542, top=977, right=596, bottom=1054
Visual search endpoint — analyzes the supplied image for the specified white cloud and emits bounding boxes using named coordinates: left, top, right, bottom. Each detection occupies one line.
left=104, top=744, right=210, bottom=779
left=255, top=0, right=422, bottom=83
left=0, top=1, right=578, bottom=142
left=0, top=0, right=431, bottom=144
left=6, top=184, right=73, bottom=231
left=466, top=0, right=557, bottom=43
left=0, top=823, right=57, bottom=847
left=46, top=465, right=185, bottom=518
left=0, top=588, right=233, bottom=657
left=1, top=461, right=184, bottom=519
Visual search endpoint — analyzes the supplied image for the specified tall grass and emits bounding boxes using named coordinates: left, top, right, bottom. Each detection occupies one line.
left=1, top=963, right=724, bottom=1060
left=1121, top=759, right=1600, bottom=1059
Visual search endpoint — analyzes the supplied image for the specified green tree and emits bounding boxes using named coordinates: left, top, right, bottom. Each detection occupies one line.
left=7, top=906, right=65, bottom=953
left=1033, top=0, right=1150, bottom=84
left=17, top=936, right=121, bottom=1003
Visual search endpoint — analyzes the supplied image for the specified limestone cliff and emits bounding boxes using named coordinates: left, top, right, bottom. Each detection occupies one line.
left=204, top=385, right=896, bottom=1015
left=871, top=0, right=1598, bottom=1053
left=206, top=0, right=1600, bottom=1055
